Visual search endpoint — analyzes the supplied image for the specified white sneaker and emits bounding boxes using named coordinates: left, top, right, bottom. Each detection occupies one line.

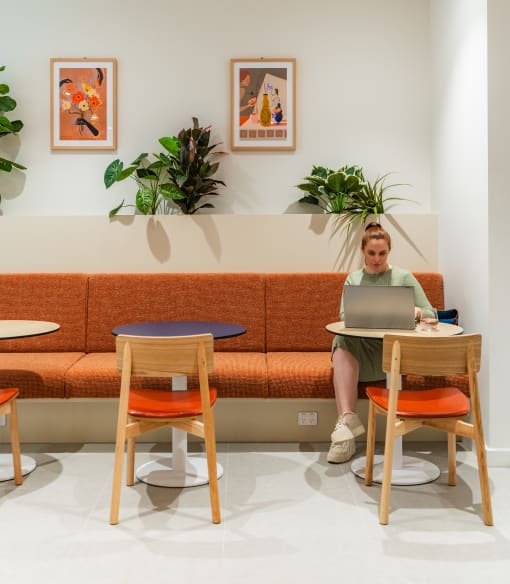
left=336, top=412, right=365, bottom=439
left=327, top=435, right=355, bottom=464
left=327, top=412, right=365, bottom=464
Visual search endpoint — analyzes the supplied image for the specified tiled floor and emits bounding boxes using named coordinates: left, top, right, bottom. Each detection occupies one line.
left=1, top=441, right=509, bottom=584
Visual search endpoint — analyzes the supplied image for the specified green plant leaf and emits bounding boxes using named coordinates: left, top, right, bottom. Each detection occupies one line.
left=104, top=159, right=124, bottom=188
left=0, top=157, right=13, bottom=172
left=159, top=136, right=180, bottom=157
left=299, top=195, right=320, bottom=205
left=160, top=184, right=186, bottom=200
left=130, top=153, right=148, bottom=166
left=136, top=167, right=158, bottom=180
left=0, top=84, right=9, bottom=95
left=118, top=166, right=137, bottom=180
left=135, top=187, right=154, bottom=214
left=9, top=160, right=26, bottom=170
left=108, top=200, right=125, bottom=217
left=10, top=119, right=23, bottom=133
left=0, top=95, right=16, bottom=113
left=0, top=116, right=14, bottom=133
left=310, top=165, right=330, bottom=179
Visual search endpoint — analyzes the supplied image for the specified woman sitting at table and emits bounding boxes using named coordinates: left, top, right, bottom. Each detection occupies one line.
left=328, top=222, right=432, bottom=464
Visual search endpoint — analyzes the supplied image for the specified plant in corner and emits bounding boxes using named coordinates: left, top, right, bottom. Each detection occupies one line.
left=104, top=117, right=225, bottom=216
left=0, top=65, right=27, bottom=204
left=342, top=172, right=413, bottom=226
left=297, top=163, right=413, bottom=226
left=296, top=164, right=366, bottom=214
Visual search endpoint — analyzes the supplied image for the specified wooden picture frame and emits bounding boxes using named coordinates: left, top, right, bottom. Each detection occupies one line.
left=230, top=58, right=296, bottom=151
left=50, top=58, right=117, bottom=150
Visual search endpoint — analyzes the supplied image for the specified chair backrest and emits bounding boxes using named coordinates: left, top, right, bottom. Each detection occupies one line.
left=115, top=334, right=214, bottom=377
left=382, top=334, right=481, bottom=377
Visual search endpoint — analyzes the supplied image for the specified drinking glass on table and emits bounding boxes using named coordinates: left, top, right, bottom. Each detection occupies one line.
left=420, top=307, right=439, bottom=332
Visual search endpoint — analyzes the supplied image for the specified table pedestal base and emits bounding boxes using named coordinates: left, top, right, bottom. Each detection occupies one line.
left=351, top=454, right=440, bottom=485
left=0, top=454, right=36, bottom=482
left=136, top=456, right=224, bottom=488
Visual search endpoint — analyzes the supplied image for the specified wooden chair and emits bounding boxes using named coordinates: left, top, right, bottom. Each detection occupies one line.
left=110, top=333, right=220, bottom=525
left=0, top=388, right=22, bottom=485
left=364, top=333, right=493, bottom=526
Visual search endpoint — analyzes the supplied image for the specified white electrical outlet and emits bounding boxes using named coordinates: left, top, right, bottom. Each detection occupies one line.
left=297, top=411, right=318, bottom=426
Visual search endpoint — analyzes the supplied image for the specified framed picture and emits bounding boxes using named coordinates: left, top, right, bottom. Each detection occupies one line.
left=50, top=58, right=117, bottom=150
left=230, top=58, right=296, bottom=151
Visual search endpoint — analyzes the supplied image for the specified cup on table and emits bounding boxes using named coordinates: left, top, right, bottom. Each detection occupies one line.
left=420, top=307, right=439, bottom=332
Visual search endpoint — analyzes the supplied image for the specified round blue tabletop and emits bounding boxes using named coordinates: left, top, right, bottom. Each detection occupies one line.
left=112, top=320, right=246, bottom=340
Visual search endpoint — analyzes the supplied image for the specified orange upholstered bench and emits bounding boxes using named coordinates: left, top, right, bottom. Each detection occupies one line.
left=0, top=272, right=455, bottom=402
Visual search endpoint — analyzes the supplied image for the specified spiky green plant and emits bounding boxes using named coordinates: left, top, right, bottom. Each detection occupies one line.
left=342, top=173, right=413, bottom=227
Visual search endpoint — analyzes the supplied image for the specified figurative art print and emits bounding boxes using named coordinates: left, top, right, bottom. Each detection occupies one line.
left=230, top=58, right=296, bottom=151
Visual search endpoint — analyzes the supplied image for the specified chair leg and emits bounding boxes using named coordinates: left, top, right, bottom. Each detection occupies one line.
left=447, top=432, right=456, bottom=486
left=110, top=423, right=127, bottom=525
left=203, top=410, right=221, bottom=524
left=473, top=432, right=494, bottom=526
left=365, top=401, right=376, bottom=486
left=379, top=416, right=396, bottom=525
left=9, top=400, right=23, bottom=486
left=126, top=435, right=135, bottom=486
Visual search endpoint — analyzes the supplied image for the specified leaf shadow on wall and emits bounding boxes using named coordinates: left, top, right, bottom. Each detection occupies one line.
left=191, top=215, right=222, bottom=262
left=384, top=215, right=428, bottom=263
left=308, top=214, right=362, bottom=272
left=146, top=218, right=171, bottom=263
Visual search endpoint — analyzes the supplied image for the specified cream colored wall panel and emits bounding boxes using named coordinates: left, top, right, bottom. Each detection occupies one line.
left=0, top=214, right=437, bottom=273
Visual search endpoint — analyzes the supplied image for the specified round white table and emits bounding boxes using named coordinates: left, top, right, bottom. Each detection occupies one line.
left=326, top=321, right=463, bottom=485
left=0, top=320, right=60, bottom=482
left=112, top=320, right=246, bottom=488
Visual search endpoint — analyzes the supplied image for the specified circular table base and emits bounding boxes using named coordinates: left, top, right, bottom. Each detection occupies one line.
left=0, top=454, right=36, bottom=482
left=351, top=454, right=441, bottom=486
left=136, top=456, right=224, bottom=488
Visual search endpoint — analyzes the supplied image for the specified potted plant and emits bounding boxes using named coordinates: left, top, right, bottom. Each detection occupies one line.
left=296, top=164, right=365, bottom=214
left=0, top=65, right=26, bottom=203
left=297, top=163, right=412, bottom=226
left=104, top=117, right=225, bottom=216
left=342, top=172, right=412, bottom=226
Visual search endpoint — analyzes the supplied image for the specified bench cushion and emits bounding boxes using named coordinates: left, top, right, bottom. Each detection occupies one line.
left=0, top=274, right=88, bottom=352
left=65, top=352, right=268, bottom=398
left=266, top=273, right=345, bottom=352
left=86, top=274, right=266, bottom=353
left=267, top=352, right=334, bottom=398
left=0, top=353, right=85, bottom=398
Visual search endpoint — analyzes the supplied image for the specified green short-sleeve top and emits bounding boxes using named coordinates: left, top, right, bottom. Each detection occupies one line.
left=332, top=266, right=432, bottom=381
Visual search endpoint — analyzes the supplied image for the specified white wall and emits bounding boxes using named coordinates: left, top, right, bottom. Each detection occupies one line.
left=431, top=0, right=510, bottom=464
left=487, top=0, right=510, bottom=461
left=0, top=0, right=432, bottom=216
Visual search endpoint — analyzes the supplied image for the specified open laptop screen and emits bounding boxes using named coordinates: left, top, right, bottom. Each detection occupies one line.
left=343, top=285, right=415, bottom=329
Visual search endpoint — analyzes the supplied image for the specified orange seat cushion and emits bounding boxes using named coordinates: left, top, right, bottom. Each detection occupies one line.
left=366, top=386, right=470, bottom=418
left=128, top=388, right=217, bottom=418
left=0, top=387, right=19, bottom=405
left=0, top=352, right=85, bottom=398
left=65, top=352, right=268, bottom=398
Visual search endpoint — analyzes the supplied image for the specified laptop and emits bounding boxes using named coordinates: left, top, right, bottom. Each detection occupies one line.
left=343, top=285, right=416, bottom=329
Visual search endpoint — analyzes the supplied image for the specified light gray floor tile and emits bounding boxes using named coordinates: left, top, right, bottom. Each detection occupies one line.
left=1, top=442, right=510, bottom=584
